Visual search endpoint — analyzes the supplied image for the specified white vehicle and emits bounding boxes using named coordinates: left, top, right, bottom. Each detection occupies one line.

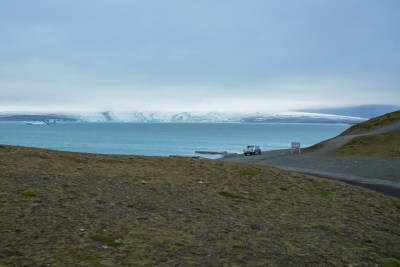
left=243, top=145, right=261, bottom=156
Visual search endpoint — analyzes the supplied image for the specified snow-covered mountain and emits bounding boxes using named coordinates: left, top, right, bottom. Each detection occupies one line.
left=0, top=110, right=366, bottom=124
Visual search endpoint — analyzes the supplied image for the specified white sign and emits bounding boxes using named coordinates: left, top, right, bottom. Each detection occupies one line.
left=291, top=142, right=301, bottom=154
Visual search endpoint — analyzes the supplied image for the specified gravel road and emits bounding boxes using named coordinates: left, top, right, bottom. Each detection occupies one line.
left=223, top=122, right=400, bottom=198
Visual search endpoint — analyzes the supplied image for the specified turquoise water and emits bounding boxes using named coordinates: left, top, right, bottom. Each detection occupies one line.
left=0, top=122, right=350, bottom=158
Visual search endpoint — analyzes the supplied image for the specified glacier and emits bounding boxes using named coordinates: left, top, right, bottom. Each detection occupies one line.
left=72, top=111, right=366, bottom=124
left=0, top=110, right=366, bottom=124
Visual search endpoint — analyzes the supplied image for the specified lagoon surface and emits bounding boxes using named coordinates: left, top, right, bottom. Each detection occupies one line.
left=0, top=122, right=350, bottom=158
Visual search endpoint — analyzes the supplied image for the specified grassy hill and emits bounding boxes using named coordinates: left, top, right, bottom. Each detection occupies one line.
left=303, top=110, right=400, bottom=156
left=0, top=145, right=399, bottom=266
left=340, top=110, right=400, bottom=136
left=337, top=111, right=400, bottom=157
left=337, top=129, right=400, bottom=157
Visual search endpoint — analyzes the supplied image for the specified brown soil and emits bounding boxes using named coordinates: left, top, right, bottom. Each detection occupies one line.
left=1, top=145, right=400, bottom=266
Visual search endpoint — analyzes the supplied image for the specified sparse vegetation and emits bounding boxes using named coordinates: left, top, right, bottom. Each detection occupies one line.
left=337, top=130, right=400, bottom=157
left=303, top=110, right=400, bottom=155
left=340, top=110, right=400, bottom=136
left=0, top=144, right=399, bottom=266
left=385, top=257, right=400, bottom=266
left=341, top=242, right=354, bottom=252
left=305, top=188, right=331, bottom=196
left=23, top=189, right=36, bottom=197
left=216, top=243, right=224, bottom=250
left=238, top=168, right=260, bottom=176
left=90, top=235, right=123, bottom=247
left=303, top=224, right=341, bottom=236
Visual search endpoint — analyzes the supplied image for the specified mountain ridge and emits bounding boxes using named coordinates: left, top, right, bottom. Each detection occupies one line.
left=298, top=104, right=400, bottom=119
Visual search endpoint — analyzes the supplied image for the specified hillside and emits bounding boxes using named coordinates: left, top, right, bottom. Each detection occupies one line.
left=340, top=110, right=400, bottom=136
left=300, top=110, right=400, bottom=156
left=1, top=145, right=399, bottom=266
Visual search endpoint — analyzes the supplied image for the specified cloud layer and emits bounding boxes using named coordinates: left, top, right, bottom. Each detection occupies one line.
left=1, top=0, right=399, bottom=112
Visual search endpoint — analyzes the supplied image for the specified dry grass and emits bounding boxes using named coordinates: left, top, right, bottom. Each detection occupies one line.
left=0, top=145, right=399, bottom=266
left=337, top=129, right=400, bottom=157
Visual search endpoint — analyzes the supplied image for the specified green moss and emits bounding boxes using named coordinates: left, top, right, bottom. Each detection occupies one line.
left=314, top=225, right=341, bottom=236
left=341, top=242, right=354, bottom=252
left=385, top=258, right=400, bottom=266
left=263, top=237, right=271, bottom=243
left=238, top=169, right=260, bottom=176
left=23, top=189, right=36, bottom=197
left=216, top=243, right=224, bottom=250
left=305, top=188, right=331, bottom=196
left=90, top=235, right=123, bottom=247
left=305, top=233, right=314, bottom=239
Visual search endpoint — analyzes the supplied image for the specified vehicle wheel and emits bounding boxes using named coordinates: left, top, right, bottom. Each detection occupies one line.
left=259, top=151, right=262, bottom=154
left=252, top=152, right=255, bottom=155
left=244, top=153, right=248, bottom=156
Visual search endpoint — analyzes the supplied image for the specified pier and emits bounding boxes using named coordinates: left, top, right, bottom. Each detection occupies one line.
left=195, top=151, right=228, bottom=155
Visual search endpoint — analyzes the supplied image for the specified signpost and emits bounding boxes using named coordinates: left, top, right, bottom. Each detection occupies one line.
left=291, top=142, right=301, bottom=154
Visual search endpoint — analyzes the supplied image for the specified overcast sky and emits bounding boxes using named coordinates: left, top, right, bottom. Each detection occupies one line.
left=1, top=0, right=399, bottom=113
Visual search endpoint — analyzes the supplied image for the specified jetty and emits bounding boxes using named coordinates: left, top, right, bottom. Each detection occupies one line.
left=195, top=151, right=228, bottom=155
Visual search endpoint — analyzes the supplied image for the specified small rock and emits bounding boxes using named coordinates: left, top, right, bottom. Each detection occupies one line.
left=197, top=178, right=204, bottom=184
left=102, top=245, right=108, bottom=249
left=99, top=259, right=113, bottom=266
left=141, top=180, right=146, bottom=185
left=80, top=228, right=85, bottom=232
left=77, top=163, right=83, bottom=170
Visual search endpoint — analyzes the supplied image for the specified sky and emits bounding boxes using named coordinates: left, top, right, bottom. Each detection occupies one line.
left=0, top=0, right=399, bottom=113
